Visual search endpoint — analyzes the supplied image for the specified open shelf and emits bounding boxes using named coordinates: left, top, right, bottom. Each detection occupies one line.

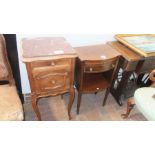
left=81, top=73, right=110, bottom=93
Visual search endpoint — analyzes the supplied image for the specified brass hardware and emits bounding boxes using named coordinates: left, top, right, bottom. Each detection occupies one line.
left=51, top=61, right=55, bottom=66
left=90, top=68, right=93, bottom=71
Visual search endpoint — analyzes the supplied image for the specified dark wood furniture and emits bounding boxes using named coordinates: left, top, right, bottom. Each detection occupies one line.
left=108, top=41, right=142, bottom=105
left=0, top=34, right=14, bottom=85
left=122, top=69, right=155, bottom=119
left=21, top=37, right=77, bottom=120
left=108, top=41, right=155, bottom=106
left=3, top=34, right=24, bottom=102
left=75, top=44, right=120, bottom=114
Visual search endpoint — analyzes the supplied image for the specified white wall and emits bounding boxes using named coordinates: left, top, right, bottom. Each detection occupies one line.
left=16, top=34, right=115, bottom=94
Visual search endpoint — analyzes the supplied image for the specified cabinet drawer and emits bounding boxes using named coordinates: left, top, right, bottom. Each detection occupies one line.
left=32, top=65, right=70, bottom=93
left=31, top=59, right=71, bottom=68
left=84, top=61, right=115, bottom=73
left=32, top=64, right=70, bottom=78
left=35, top=72, right=70, bottom=93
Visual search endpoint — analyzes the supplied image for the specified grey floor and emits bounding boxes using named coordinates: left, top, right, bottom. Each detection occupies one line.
left=23, top=91, right=146, bottom=121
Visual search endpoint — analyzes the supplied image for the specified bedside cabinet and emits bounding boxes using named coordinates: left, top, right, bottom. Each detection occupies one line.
left=75, top=44, right=120, bottom=114
left=21, top=37, right=77, bottom=120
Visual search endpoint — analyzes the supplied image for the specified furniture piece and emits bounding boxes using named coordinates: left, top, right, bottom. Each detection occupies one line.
left=4, top=34, right=24, bottom=102
left=75, top=44, right=120, bottom=114
left=0, top=34, right=24, bottom=121
left=108, top=41, right=142, bottom=105
left=108, top=40, right=155, bottom=106
left=21, top=37, right=77, bottom=120
left=122, top=70, right=155, bottom=120
left=115, top=34, right=155, bottom=57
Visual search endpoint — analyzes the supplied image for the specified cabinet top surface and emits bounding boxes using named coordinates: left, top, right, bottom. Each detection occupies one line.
left=21, top=37, right=77, bottom=62
left=75, top=44, right=121, bottom=61
left=108, top=41, right=142, bottom=61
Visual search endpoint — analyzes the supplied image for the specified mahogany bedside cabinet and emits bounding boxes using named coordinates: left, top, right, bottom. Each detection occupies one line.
left=21, top=37, right=77, bottom=120
left=74, top=44, right=120, bottom=114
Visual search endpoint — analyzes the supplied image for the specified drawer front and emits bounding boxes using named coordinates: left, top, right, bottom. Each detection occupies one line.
left=32, top=65, right=70, bottom=93
left=84, top=61, right=116, bottom=73
left=31, top=59, right=71, bottom=68
left=125, top=61, right=139, bottom=71
left=140, top=59, right=155, bottom=73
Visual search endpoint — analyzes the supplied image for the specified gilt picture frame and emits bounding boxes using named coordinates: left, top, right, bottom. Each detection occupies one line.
left=115, top=34, right=155, bottom=57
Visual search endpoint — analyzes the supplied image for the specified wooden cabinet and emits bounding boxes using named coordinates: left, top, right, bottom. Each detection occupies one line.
left=75, top=44, right=120, bottom=114
left=108, top=41, right=155, bottom=105
left=30, top=59, right=71, bottom=94
left=21, top=37, right=77, bottom=120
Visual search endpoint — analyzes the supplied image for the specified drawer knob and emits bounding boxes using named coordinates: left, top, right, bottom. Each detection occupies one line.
left=51, top=80, right=56, bottom=84
left=65, top=72, right=68, bottom=76
left=112, top=64, right=115, bottom=68
left=90, top=68, right=93, bottom=71
left=51, top=62, right=55, bottom=66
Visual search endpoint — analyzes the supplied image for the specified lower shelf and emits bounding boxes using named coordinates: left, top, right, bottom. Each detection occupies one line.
left=81, top=73, right=110, bottom=93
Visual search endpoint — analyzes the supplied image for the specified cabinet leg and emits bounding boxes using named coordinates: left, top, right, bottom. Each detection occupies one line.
left=61, top=94, right=63, bottom=99
left=121, top=97, right=135, bottom=119
left=103, top=88, right=110, bottom=106
left=77, top=92, right=82, bottom=114
left=31, top=95, right=41, bottom=121
left=68, top=87, right=75, bottom=120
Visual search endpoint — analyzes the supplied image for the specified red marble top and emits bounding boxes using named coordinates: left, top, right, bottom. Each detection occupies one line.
left=22, top=37, right=76, bottom=58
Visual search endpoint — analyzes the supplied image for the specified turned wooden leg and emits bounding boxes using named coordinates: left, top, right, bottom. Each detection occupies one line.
left=103, top=88, right=110, bottom=106
left=61, top=94, right=63, bottom=99
left=68, top=87, right=75, bottom=120
left=121, top=97, right=135, bottom=119
left=31, top=95, right=41, bottom=121
left=77, top=92, right=82, bottom=114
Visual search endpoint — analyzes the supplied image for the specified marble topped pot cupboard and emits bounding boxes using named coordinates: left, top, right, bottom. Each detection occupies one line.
left=21, top=37, right=77, bottom=120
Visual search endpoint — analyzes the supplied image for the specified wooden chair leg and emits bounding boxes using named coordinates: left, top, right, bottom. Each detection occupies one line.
left=121, top=97, right=135, bottom=119
left=77, top=92, right=82, bottom=114
left=68, top=87, right=75, bottom=120
left=103, top=88, right=110, bottom=106
left=31, top=95, right=41, bottom=121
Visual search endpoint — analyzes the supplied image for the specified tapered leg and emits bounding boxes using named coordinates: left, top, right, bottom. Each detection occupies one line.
left=61, top=94, right=63, bottom=99
left=103, top=88, right=110, bottom=106
left=31, top=95, right=41, bottom=121
left=121, top=97, right=135, bottom=119
left=68, top=87, right=75, bottom=120
left=77, top=92, right=82, bottom=114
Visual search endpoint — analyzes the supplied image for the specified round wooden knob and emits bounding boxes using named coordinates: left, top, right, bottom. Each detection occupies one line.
left=51, top=62, right=55, bottom=66
left=90, top=68, right=93, bottom=71
left=51, top=80, right=56, bottom=84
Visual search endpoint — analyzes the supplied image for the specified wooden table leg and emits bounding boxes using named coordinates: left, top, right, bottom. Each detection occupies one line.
left=68, top=87, right=75, bottom=120
left=61, top=95, right=63, bottom=99
left=121, top=97, right=135, bottom=119
left=31, top=95, right=41, bottom=121
left=103, top=88, right=110, bottom=106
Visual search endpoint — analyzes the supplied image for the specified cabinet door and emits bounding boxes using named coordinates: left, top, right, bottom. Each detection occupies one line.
left=32, top=64, right=70, bottom=93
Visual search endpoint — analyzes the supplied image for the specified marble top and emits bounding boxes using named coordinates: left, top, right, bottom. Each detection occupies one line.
left=21, top=37, right=77, bottom=61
